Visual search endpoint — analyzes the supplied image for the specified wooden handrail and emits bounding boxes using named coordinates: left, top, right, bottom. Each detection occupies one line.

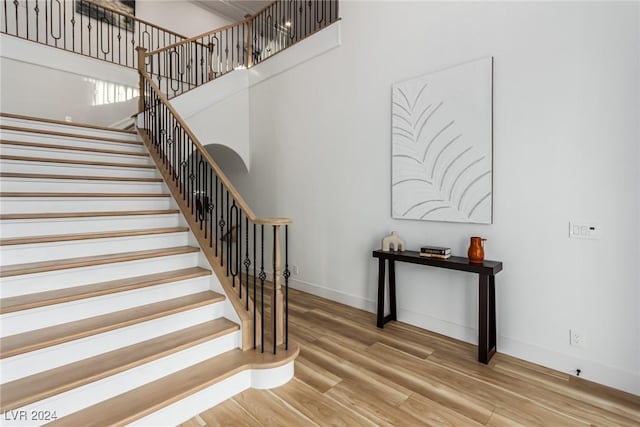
left=137, top=59, right=291, bottom=227
left=145, top=19, right=250, bottom=57
left=81, top=0, right=188, bottom=40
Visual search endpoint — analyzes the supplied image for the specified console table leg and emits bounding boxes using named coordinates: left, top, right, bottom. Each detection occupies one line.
left=478, top=274, right=489, bottom=364
left=489, top=274, right=496, bottom=354
left=389, top=260, right=397, bottom=321
left=376, top=258, right=386, bottom=328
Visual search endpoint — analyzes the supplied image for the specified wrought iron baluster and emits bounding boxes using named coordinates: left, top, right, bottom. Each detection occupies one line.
left=34, top=0, right=39, bottom=41
left=215, top=175, right=219, bottom=257
left=245, top=215, right=250, bottom=311
left=272, top=224, right=277, bottom=354
left=24, top=0, right=29, bottom=38
left=13, top=0, right=18, bottom=36
left=260, top=224, right=265, bottom=353
left=237, top=208, right=242, bottom=296
left=226, top=191, right=230, bottom=278
left=253, top=222, right=257, bottom=348
left=219, top=179, right=225, bottom=268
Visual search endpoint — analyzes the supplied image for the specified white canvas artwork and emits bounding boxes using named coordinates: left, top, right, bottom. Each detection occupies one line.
left=391, top=57, right=493, bottom=224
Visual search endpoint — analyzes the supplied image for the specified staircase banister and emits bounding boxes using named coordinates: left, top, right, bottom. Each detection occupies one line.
left=80, top=0, right=189, bottom=40
left=145, top=18, right=251, bottom=57
left=139, top=69, right=291, bottom=228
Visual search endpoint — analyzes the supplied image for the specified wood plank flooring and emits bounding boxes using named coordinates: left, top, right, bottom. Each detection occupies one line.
left=182, top=288, right=640, bottom=426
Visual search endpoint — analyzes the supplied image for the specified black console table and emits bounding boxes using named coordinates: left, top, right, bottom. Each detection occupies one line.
left=372, top=249, right=503, bottom=364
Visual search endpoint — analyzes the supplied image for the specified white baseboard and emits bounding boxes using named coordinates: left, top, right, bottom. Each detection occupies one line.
left=288, top=278, right=640, bottom=396
left=290, top=278, right=376, bottom=313
left=499, top=337, right=640, bottom=396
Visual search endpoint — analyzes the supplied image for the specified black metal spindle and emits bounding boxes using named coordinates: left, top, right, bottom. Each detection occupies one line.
left=245, top=215, right=250, bottom=311
left=226, top=190, right=230, bottom=278
left=215, top=175, right=219, bottom=257
left=272, top=224, right=277, bottom=354
left=260, top=224, right=265, bottom=353
left=253, top=222, right=257, bottom=349
left=219, top=180, right=225, bottom=268
left=208, top=168, right=213, bottom=244
left=229, top=200, right=238, bottom=284
left=238, top=209, right=242, bottom=297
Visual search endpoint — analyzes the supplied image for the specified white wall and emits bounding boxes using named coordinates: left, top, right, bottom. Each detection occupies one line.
left=171, top=70, right=251, bottom=171
left=136, top=1, right=231, bottom=38
left=225, top=1, right=640, bottom=394
left=0, top=36, right=139, bottom=125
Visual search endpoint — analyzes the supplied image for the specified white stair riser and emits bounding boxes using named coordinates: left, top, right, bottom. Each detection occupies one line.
left=0, top=214, right=183, bottom=238
left=0, top=302, right=227, bottom=383
left=1, top=232, right=190, bottom=265
left=133, top=363, right=295, bottom=427
left=0, top=118, right=140, bottom=141
left=0, top=197, right=173, bottom=214
left=0, top=129, right=141, bottom=147
left=10, top=332, right=240, bottom=423
left=0, top=178, right=165, bottom=193
left=0, top=252, right=201, bottom=297
left=0, top=160, right=160, bottom=179
left=0, top=146, right=153, bottom=165
left=1, top=277, right=211, bottom=336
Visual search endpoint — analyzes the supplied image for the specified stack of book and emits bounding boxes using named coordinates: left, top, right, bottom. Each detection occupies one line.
left=419, top=245, right=451, bottom=259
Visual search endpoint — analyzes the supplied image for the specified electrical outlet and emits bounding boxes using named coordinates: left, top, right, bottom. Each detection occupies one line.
left=569, top=221, right=600, bottom=240
left=292, top=265, right=299, bottom=275
left=570, top=329, right=585, bottom=347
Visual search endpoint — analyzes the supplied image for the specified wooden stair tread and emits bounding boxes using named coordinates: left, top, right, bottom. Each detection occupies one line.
left=0, top=246, right=200, bottom=278
left=0, top=318, right=238, bottom=411
left=0, top=226, right=190, bottom=246
left=0, top=112, right=138, bottom=135
left=0, top=267, right=211, bottom=314
left=0, top=155, right=156, bottom=169
left=0, top=140, right=149, bottom=157
left=0, top=210, right=179, bottom=220
left=0, top=172, right=162, bottom=182
left=0, top=291, right=224, bottom=359
left=0, top=125, right=141, bottom=145
left=46, top=345, right=299, bottom=427
left=0, top=192, right=170, bottom=198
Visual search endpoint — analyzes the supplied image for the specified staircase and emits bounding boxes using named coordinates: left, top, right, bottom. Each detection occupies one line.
left=0, top=114, right=296, bottom=426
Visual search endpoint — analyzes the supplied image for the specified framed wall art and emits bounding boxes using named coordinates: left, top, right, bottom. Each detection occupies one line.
left=391, top=57, right=493, bottom=224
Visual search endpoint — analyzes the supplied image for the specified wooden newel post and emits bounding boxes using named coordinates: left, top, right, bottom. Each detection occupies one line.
left=136, top=47, right=147, bottom=113
left=272, top=225, right=284, bottom=347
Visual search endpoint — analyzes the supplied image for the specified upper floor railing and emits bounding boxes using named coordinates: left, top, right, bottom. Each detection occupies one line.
left=1, top=0, right=187, bottom=69
left=145, top=0, right=339, bottom=98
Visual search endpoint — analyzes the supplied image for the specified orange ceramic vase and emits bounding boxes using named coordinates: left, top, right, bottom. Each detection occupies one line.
left=467, top=237, right=486, bottom=264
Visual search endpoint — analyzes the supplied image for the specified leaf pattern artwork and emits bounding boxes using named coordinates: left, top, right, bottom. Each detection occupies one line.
left=391, top=57, right=493, bottom=224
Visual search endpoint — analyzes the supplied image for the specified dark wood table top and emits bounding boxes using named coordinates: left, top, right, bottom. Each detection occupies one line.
left=372, top=249, right=503, bottom=275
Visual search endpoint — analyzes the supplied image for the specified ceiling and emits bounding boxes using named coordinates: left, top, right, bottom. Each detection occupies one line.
left=193, top=0, right=272, bottom=22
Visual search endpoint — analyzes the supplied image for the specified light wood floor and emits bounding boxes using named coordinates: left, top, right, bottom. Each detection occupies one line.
left=182, top=289, right=640, bottom=426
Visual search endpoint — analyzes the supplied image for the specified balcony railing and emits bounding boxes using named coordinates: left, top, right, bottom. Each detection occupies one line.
left=1, top=0, right=187, bottom=69
left=144, top=0, right=340, bottom=98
